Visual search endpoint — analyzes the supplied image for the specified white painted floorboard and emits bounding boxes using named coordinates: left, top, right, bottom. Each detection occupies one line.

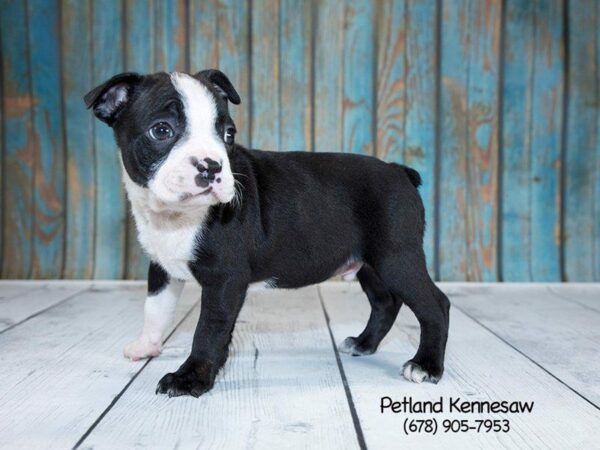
left=0, top=282, right=89, bottom=332
left=0, top=282, right=199, bottom=450
left=81, top=287, right=357, bottom=450
left=320, top=283, right=600, bottom=449
left=547, top=283, right=600, bottom=313
left=1, top=282, right=599, bottom=449
left=450, top=284, right=600, bottom=405
left=0, top=282, right=42, bottom=300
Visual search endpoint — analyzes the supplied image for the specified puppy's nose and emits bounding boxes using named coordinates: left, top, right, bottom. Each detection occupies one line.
left=203, top=157, right=222, bottom=174
left=190, top=157, right=222, bottom=187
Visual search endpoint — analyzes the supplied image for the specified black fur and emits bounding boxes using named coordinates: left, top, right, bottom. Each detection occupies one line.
left=148, top=261, right=169, bottom=295
left=155, top=147, right=449, bottom=396
left=402, top=166, right=422, bottom=188
left=84, top=70, right=450, bottom=398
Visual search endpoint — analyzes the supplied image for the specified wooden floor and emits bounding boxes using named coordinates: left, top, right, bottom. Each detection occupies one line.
left=1, top=282, right=599, bottom=449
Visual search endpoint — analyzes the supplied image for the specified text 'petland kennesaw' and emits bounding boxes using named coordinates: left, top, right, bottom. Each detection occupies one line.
left=84, top=70, right=450, bottom=398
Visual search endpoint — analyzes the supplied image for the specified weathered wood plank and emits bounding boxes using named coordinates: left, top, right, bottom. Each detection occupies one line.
left=375, top=0, right=438, bottom=275
left=502, top=0, right=563, bottom=281
left=27, top=0, right=66, bottom=278
left=378, top=0, right=438, bottom=274
left=438, top=1, right=470, bottom=281
left=125, top=0, right=155, bottom=74
left=565, top=1, right=599, bottom=281
left=597, top=16, right=600, bottom=283
left=81, top=287, right=357, bottom=449
left=0, top=283, right=199, bottom=449
left=597, top=14, right=600, bottom=283
left=92, top=0, right=126, bottom=279
left=321, top=282, right=600, bottom=447
left=0, top=283, right=88, bottom=333
left=250, top=0, right=280, bottom=150
left=188, top=0, right=218, bottom=71
left=451, top=283, right=600, bottom=405
left=62, top=0, right=95, bottom=279
left=343, top=0, right=374, bottom=156
left=501, top=1, right=535, bottom=281
left=217, top=0, right=251, bottom=146
left=405, top=0, right=438, bottom=276
left=528, top=0, right=563, bottom=281
left=0, top=0, right=34, bottom=278
left=314, top=0, right=344, bottom=152
left=376, top=0, right=406, bottom=162
left=154, top=0, right=188, bottom=72
left=3, top=0, right=598, bottom=282
left=123, top=0, right=153, bottom=279
left=464, top=0, right=501, bottom=281
left=279, top=0, right=312, bottom=151
left=440, top=0, right=501, bottom=281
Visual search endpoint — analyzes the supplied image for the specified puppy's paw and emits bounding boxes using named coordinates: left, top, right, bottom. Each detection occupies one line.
left=401, top=360, right=442, bottom=384
left=338, top=337, right=376, bottom=356
left=124, top=337, right=161, bottom=361
left=156, top=360, right=215, bottom=398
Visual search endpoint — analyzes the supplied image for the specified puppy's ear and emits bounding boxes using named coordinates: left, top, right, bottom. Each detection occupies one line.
left=83, top=72, right=142, bottom=125
left=195, top=69, right=241, bottom=105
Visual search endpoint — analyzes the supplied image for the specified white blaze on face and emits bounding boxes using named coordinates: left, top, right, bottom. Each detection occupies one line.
left=148, top=72, right=235, bottom=206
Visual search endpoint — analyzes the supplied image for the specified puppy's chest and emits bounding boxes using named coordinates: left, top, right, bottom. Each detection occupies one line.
left=136, top=215, right=200, bottom=281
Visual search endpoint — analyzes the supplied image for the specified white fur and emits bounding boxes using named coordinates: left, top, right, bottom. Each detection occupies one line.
left=113, top=85, right=128, bottom=106
left=148, top=73, right=235, bottom=205
left=121, top=163, right=202, bottom=360
left=248, top=278, right=278, bottom=291
left=402, top=362, right=437, bottom=383
left=124, top=279, right=184, bottom=361
left=338, top=337, right=356, bottom=354
left=121, top=163, right=206, bottom=281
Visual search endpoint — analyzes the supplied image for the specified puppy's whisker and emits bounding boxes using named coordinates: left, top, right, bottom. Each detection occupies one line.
left=229, top=178, right=244, bottom=209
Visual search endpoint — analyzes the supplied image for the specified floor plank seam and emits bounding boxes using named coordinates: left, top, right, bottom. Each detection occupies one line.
left=0, top=286, right=90, bottom=336
left=544, top=287, right=600, bottom=314
left=453, top=303, right=600, bottom=412
left=72, top=299, right=202, bottom=449
left=317, top=286, right=368, bottom=450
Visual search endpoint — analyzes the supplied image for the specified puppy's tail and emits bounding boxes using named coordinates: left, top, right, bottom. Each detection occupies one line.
left=392, top=164, right=422, bottom=188
left=404, top=166, right=422, bottom=188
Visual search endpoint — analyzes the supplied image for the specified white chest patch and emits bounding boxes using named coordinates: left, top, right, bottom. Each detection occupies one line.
left=121, top=161, right=208, bottom=281
left=137, top=215, right=199, bottom=281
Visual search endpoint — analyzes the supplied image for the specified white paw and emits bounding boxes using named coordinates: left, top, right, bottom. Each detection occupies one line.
left=123, top=337, right=162, bottom=361
left=338, top=337, right=356, bottom=354
left=338, top=337, right=375, bottom=356
left=402, top=361, right=440, bottom=384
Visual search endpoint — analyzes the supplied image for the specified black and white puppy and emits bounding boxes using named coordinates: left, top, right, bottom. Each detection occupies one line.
left=84, top=70, right=450, bottom=397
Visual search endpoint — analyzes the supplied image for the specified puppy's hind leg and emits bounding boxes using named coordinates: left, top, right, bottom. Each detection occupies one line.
left=374, top=250, right=450, bottom=384
left=338, top=264, right=403, bottom=356
left=124, top=262, right=184, bottom=361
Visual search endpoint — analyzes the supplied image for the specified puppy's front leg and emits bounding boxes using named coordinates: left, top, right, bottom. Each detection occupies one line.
left=124, top=262, right=184, bottom=361
left=156, top=281, right=247, bottom=398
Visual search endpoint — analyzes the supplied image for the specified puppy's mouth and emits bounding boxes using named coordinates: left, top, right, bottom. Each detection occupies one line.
left=179, top=187, right=213, bottom=201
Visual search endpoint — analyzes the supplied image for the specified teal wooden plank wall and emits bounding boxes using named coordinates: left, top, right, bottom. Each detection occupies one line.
left=0, top=0, right=598, bottom=281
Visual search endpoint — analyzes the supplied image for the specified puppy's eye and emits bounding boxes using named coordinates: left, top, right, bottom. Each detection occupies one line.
left=224, top=126, right=235, bottom=145
left=149, top=122, right=174, bottom=141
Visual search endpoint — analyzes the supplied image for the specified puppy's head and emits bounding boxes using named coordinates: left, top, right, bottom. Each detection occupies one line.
left=84, top=70, right=240, bottom=209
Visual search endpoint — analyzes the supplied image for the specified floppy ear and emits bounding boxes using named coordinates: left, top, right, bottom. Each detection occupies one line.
left=195, top=69, right=241, bottom=105
left=83, top=72, right=142, bottom=125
